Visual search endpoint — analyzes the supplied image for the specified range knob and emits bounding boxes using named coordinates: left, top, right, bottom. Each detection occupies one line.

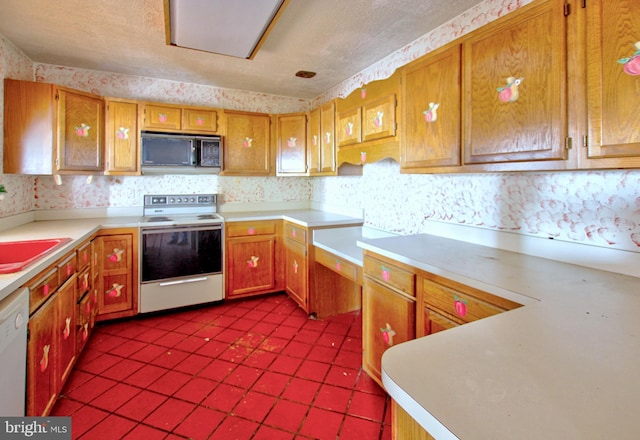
left=190, top=197, right=196, bottom=203
left=176, top=197, right=182, bottom=203
left=169, top=198, right=175, bottom=203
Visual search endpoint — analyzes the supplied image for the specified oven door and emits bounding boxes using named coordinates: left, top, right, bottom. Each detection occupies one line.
left=140, top=224, right=223, bottom=313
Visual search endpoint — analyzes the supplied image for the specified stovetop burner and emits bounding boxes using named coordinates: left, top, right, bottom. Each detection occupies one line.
left=145, top=216, right=172, bottom=222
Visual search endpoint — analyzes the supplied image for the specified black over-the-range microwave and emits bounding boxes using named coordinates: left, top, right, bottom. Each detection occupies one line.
left=140, top=131, right=222, bottom=174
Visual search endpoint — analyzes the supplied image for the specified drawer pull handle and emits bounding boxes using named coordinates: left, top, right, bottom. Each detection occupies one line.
left=63, top=317, right=71, bottom=339
left=43, top=283, right=50, bottom=296
left=335, top=260, right=342, bottom=272
left=381, top=265, right=390, bottom=282
left=380, top=323, right=396, bottom=346
left=82, top=323, right=89, bottom=341
left=247, top=255, right=260, bottom=268
left=66, top=264, right=72, bottom=276
left=248, top=227, right=256, bottom=235
left=107, top=283, right=124, bottom=298
left=293, top=260, right=299, bottom=274
left=108, top=248, right=124, bottom=263
left=453, top=294, right=468, bottom=317
left=40, top=345, right=50, bottom=372
left=291, top=229, right=297, bottom=238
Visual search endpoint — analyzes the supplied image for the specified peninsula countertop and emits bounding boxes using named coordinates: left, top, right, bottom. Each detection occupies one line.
left=357, top=233, right=640, bottom=439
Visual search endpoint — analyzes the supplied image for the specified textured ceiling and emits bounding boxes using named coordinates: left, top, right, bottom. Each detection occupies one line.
left=0, top=0, right=484, bottom=99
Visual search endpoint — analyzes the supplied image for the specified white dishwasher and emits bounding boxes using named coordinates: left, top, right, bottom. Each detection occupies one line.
left=0, top=287, right=29, bottom=416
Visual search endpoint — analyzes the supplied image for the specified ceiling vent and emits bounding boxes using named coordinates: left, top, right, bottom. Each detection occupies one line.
left=165, top=0, right=289, bottom=59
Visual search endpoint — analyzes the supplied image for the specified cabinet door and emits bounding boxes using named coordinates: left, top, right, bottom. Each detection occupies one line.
left=336, top=106, right=362, bottom=147
left=56, top=88, right=104, bottom=172
left=401, top=44, right=461, bottom=168
left=363, top=278, right=416, bottom=386
left=307, top=107, right=322, bottom=174
left=227, top=236, right=277, bottom=297
left=56, top=276, right=77, bottom=386
left=96, top=233, right=135, bottom=318
left=224, top=111, right=271, bottom=175
left=277, top=113, right=307, bottom=175
left=319, top=101, right=337, bottom=174
left=27, top=297, right=57, bottom=416
left=105, top=99, right=139, bottom=174
left=363, top=94, right=396, bottom=142
left=285, top=238, right=308, bottom=311
left=462, top=0, right=567, bottom=164
left=183, top=108, right=218, bottom=133
left=585, top=0, right=640, bottom=160
left=144, top=104, right=182, bottom=131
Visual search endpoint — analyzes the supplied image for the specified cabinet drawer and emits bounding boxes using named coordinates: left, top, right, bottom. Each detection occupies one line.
left=227, top=221, right=277, bottom=237
left=422, top=278, right=517, bottom=323
left=57, top=254, right=77, bottom=285
left=315, top=247, right=361, bottom=285
left=425, top=306, right=461, bottom=335
left=284, top=223, right=307, bottom=244
left=76, top=268, right=91, bottom=302
left=28, top=268, right=60, bottom=314
left=364, top=255, right=415, bottom=297
left=76, top=240, right=92, bottom=271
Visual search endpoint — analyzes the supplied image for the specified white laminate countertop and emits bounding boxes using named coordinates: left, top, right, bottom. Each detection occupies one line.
left=0, top=217, right=140, bottom=301
left=312, top=226, right=398, bottom=266
left=357, top=233, right=640, bottom=439
left=0, top=209, right=363, bottom=302
left=219, top=209, right=363, bottom=228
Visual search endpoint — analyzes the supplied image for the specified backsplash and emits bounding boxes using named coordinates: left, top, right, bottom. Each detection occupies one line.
left=1, top=0, right=639, bottom=255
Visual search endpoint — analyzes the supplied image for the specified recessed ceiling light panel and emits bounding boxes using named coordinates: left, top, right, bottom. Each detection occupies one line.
left=167, top=0, right=288, bottom=59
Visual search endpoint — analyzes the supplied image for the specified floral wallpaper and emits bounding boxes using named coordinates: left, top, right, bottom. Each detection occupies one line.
left=1, top=0, right=640, bottom=255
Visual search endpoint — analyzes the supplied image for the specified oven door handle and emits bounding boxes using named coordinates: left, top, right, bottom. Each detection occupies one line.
left=142, top=224, right=222, bottom=235
left=158, top=277, right=209, bottom=287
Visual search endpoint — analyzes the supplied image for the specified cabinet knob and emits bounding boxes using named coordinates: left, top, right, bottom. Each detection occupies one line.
left=247, top=255, right=260, bottom=268
left=40, top=345, right=51, bottom=373
left=63, top=317, right=71, bottom=339
left=380, top=323, right=396, bottom=346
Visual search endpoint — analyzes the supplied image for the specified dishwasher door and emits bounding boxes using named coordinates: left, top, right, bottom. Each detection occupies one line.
left=0, top=287, right=29, bottom=416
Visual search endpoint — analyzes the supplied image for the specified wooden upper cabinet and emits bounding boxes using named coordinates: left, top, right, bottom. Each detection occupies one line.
left=401, top=44, right=462, bottom=169
left=56, top=88, right=104, bottom=172
left=183, top=107, right=218, bottom=132
left=307, top=102, right=336, bottom=176
left=143, top=103, right=182, bottom=131
left=462, top=0, right=567, bottom=165
left=336, top=72, right=400, bottom=166
left=307, top=107, right=322, bottom=174
left=336, top=107, right=362, bottom=147
left=585, top=0, right=640, bottom=164
left=3, top=79, right=104, bottom=175
left=104, top=99, right=139, bottom=175
left=276, top=112, right=307, bottom=175
left=223, top=110, right=271, bottom=175
left=142, top=103, right=219, bottom=134
left=319, top=101, right=337, bottom=174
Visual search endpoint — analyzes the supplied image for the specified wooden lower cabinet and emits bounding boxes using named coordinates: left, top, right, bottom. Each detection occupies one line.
left=363, top=277, right=416, bottom=387
left=94, top=228, right=138, bottom=320
left=284, top=237, right=308, bottom=310
left=225, top=220, right=283, bottom=299
left=26, top=270, right=78, bottom=416
left=26, top=294, right=58, bottom=416
left=392, top=400, right=435, bottom=440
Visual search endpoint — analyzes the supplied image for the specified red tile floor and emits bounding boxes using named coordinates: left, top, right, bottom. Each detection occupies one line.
left=52, top=293, right=392, bottom=439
